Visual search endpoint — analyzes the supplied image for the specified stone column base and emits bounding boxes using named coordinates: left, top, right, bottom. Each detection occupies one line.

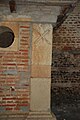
left=27, top=112, right=56, bottom=120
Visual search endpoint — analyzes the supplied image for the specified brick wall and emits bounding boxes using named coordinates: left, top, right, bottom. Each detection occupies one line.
left=0, top=22, right=31, bottom=113
left=52, top=2, right=80, bottom=102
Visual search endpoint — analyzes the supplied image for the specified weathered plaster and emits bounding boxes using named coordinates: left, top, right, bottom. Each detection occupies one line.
left=0, top=5, right=60, bottom=23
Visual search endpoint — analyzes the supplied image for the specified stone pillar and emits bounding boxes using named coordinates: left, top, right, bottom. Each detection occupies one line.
left=29, top=23, right=56, bottom=120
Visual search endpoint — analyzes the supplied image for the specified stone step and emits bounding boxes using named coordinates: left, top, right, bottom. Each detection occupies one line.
left=27, top=112, right=56, bottom=120
left=0, top=112, right=56, bottom=120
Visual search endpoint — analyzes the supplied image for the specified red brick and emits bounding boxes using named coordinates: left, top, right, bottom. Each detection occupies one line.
left=14, top=107, right=20, bottom=110
left=6, top=108, right=13, bottom=110
left=20, top=26, right=30, bottom=28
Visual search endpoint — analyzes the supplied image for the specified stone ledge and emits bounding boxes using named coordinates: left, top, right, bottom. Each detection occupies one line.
left=0, top=112, right=56, bottom=120
left=27, top=112, right=56, bottom=120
